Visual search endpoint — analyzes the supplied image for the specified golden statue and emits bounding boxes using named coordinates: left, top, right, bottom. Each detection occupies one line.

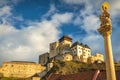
left=98, top=2, right=112, bottom=35
left=100, top=2, right=111, bottom=28
left=101, top=2, right=110, bottom=11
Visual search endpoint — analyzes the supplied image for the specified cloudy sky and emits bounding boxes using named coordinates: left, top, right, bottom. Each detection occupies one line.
left=0, top=0, right=120, bottom=65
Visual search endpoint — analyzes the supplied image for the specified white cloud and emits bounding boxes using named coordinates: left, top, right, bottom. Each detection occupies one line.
left=82, top=15, right=100, bottom=33
left=66, top=0, right=120, bottom=61
left=42, top=4, right=56, bottom=18
left=72, top=0, right=100, bottom=33
left=71, top=0, right=102, bottom=54
left=51, top=13, right=73, bottom=24
left=0, top=24, right=17, bottom=35
left=82, top=34, right=104, bottom=54
left=73, top=17, right=82, bottom=26
left=63, top=0, right=88, bottom=4
left=0, top=0, right=23, bottom=6
left=110, top=0, right=120, bottom=16
left=63, top=0, right=120, bottom=17
left=13, top=16, right=24, bottom=21
left=0, top=5, right=12, bottom=25
left=0, top=4, right=73, bottom=65
left=0, top=6, right=11, bottom=17
left=111, top=28, right=120, bottom=61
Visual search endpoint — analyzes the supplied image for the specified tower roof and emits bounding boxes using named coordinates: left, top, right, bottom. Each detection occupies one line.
left=59, top=35, right=72, bottom=42
left=71, top=41, right=83, bottom=47
left=84, top=44, right=91, bottom=49
left=71, top=41, right=90, bottom=49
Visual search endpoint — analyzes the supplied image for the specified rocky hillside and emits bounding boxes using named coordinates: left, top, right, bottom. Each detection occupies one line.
left=42, top=60, right=120, bottom=80
left=49, top=60, right=106, bottom=75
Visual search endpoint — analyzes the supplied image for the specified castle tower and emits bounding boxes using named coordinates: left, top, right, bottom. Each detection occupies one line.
left=59, top=35, right=72, bottom=47
left=49, top=42, right=59, bottom=58
left=97, top=2, right=116, bottom=80
left=58, top=35, right=72, bottom=54
left=49, top=35, right=72, bottom=58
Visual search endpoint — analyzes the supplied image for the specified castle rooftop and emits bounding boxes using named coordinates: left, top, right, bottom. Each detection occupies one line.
left=71, top=41, right=90, bottom=49
left=59, top=35, right=72, bottom=42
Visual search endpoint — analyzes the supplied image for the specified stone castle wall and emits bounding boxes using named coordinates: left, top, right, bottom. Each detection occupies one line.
left=0, top=61, right=46, bottom=78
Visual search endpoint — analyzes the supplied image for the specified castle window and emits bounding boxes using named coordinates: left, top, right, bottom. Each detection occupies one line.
left=11, top=65, right=14, bottom=67
left=73, top=51, right=75, bottom=53
left=51, top=46, right=54, bottom=50
left=66, top=57, right=68, bottom=59
left=79, top=47, right=81, bottom=49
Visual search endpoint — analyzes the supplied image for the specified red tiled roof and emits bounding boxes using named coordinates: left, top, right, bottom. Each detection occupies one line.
left=47, top=70, right=120, bottom=80
left=46, top=73, right=60, bottom=80
left=46, top=71, right=96, bottom=80
left=97, top=71, right=106, bottom=80
left=116, top=71, right=120, bottom=80
left=97, top=71, right=120, bottom=80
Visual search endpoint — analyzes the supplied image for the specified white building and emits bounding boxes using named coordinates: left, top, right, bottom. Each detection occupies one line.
left=71, top=41, right=91, bottom=62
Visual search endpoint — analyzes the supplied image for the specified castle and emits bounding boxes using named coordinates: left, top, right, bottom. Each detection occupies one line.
left=0, top=35, right=104, bottom=79
left=39, top=35, right=104, bottom=66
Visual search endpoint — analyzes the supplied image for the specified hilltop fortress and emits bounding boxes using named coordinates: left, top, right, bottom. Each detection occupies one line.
left=0, top=35, right=104, bottom=79
left=39, top=35, right=104, bottom=66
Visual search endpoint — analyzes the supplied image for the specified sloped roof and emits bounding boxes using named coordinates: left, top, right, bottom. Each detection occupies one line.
left=46, top=71, right=96, bottom=80
left=71, top=41, right=84, bottom=48
left=84, top=44, right=91, bottom=49
left=46, top=73, right=60, bottom=80
left=47, top=70, right=120, bottom=80
left=59, top=35, right=72, bottom=42
left=97, top=71, right=120, bottom=80
left=71, top=41, right=90, bottom=49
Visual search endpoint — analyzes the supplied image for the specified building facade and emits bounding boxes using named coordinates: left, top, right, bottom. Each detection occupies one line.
left=87, top=53, right=104, bottom=64
left=39, top=35, right=104, bottom=65
left=49, top=35, right=72, bottom=58
left=71, top=42, right=91, bottom=61
left=49, top=42, right=59, bottom=58
left=39, top=52, right=49, bottom=66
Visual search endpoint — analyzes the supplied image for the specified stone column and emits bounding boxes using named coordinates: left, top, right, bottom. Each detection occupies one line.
left=97, top=2, right=116, bottom=80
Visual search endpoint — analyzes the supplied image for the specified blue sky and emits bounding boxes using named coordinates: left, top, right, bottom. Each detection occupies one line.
left=0, top=0, right=120, bottom=65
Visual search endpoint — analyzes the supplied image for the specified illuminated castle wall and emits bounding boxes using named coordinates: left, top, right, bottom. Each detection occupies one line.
left=0, top=61, right=46, bottom=78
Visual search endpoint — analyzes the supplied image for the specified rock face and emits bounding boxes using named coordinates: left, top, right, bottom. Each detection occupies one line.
left=0, top=61, right=46, bottom=78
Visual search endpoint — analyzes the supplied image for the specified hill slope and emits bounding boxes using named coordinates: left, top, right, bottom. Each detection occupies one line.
left=50, top=60, right=106, bottom=75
